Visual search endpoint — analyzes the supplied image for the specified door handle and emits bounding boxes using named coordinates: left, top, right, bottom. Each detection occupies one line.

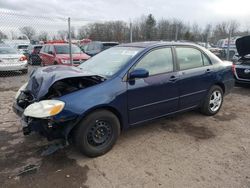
left=169, top=75, right=178, bottom=82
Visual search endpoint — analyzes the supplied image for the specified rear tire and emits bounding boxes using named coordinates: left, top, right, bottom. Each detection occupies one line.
left=74, top=110, right=120, bottom=157
left=200, top=85, right=223, bottom=116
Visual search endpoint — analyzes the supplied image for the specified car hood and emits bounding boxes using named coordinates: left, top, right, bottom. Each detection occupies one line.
left=26, top=65, right=99, bottom=99
left=236, top=35, right=250, bottom=57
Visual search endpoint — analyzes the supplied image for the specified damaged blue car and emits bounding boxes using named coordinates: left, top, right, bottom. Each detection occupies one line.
left=13, top=42, right=235, bottom=157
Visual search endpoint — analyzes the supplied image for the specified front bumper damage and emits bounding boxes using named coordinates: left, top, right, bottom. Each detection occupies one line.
left=13, top=101, right=75, bottom=141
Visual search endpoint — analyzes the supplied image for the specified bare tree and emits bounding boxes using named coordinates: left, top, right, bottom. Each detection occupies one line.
left=0, top=30, right=8, bottom=40
left=19, top=26, right=36, bottom=39
left=38, top=31, right=49, bottom=41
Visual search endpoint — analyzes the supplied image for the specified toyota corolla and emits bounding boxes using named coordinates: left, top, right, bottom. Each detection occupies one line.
left=13, top=42, right=235, bottom=157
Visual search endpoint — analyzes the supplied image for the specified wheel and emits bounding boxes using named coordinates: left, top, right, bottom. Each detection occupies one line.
left=54, top=61, right=58, bottom=65
left=22, top=69, right=28, bottom=74
left=200, top=85, right=223, bottom=116
left=74, top=110, right=120, bottom=157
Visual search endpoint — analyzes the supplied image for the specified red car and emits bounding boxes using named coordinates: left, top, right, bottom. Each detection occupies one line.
left=39, top=43, right=90, bottom=66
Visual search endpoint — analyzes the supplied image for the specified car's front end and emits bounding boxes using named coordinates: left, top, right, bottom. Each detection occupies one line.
left=233, top=36, right=250, bottom=84
left=13, top=65, right=106, bottom=141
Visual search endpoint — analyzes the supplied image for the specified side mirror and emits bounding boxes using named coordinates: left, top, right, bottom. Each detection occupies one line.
left=48, top=51, right=54, bottom=55
left=129, top=68, right=149, bottom=79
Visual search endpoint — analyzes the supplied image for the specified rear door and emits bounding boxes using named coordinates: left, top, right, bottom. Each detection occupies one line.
left=40, top=45, right=49, bottom=65
left=127, top=47, right=179, bottom=125
left=175, top=46, right=215, bottom=109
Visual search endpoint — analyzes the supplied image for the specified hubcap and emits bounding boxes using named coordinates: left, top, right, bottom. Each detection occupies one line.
left=87, top=120, right=112, bottom=147
left=209, top=90, right=222, bottom=112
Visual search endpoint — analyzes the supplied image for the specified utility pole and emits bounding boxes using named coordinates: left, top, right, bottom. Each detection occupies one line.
left=129, top=21, right=133, bottom=43
left=68, top=17, right=73, bottom=65
left=227, top=29, right=232, bottom=61
left=175, top=24, right=178, bottom=41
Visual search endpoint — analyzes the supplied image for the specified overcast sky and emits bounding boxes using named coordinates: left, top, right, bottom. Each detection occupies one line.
left=0, top=0, right=250, bottom=35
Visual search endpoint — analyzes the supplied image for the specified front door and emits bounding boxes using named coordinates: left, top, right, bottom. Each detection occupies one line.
left=127, top=47, right=179, bottom=125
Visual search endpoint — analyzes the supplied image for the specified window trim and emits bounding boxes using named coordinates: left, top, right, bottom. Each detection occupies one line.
left=174, top=46, right=212, bottom=71
left=126, top=46, right=176, bottom=80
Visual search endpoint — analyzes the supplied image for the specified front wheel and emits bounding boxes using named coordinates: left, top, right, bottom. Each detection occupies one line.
left=200, top=86, right=224, bottom=116
left=74, top=110, right=120, bottom=157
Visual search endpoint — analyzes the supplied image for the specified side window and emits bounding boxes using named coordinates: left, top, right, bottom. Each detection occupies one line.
left=202, top=54, right=211, bottom=66
left=135, top=48, right=173, bottom=76
left=49, top=45, right=54, bottom=53
left=176, top=47, right=203, bottom=70
left=44, top=45, right=49, bottom=53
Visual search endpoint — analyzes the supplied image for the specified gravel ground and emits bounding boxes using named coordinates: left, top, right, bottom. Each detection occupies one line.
left=0, top=66, right=250, bottom=188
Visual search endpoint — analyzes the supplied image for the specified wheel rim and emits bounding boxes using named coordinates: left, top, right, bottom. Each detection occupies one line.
left=209, top=90, right=222, bottom=112
left=87, top=120, right=112, bottom=147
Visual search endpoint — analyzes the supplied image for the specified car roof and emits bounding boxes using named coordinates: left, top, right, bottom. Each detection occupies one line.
left=118, top=41, right=200, bottom=48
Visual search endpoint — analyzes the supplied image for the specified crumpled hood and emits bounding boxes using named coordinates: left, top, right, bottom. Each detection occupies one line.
left=26, top=65, right=97, bottom=99
left=236, top=35, right=250, bottom=57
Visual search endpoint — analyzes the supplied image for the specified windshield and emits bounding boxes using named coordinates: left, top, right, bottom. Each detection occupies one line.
left=0, top=47, right=18, bottom=54
left=79, top=47, right=142, bottom=77
left=55, top=45, right=82, bottom=54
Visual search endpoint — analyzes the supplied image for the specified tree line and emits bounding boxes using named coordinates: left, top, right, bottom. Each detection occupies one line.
left=0, top=14, right=249, bottom=44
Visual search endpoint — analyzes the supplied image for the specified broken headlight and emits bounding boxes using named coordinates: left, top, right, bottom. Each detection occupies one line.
left=24, top=100, right=65, bottom=118
left=15, top=82, right=28, bottom=99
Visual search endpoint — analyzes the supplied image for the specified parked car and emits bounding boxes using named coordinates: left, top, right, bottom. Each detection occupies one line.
left=233, top=35, right=250, bottom=84
left=81, top=41, right=119, bottom=56
left=13, top=42, right=234, bottom=157
left=27, top=45, right=43, bottom=65
left=0, top=47, right=28, bottom=73
left=39, top=43, right=90, bottom=66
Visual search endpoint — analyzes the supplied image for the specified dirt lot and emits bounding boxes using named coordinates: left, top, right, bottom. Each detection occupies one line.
left=0, top=66, right=250, bottom=188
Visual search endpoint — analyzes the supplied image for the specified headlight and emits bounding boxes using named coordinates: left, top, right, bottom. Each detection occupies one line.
left=61, top=59, right=71, bottom=64
left=15, top=82, right=28, bottom=99
left=24, top=100, right=65, bottom=118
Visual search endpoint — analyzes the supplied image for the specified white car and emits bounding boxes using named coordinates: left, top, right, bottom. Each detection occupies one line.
left=0, top=47, right=28, bottom=73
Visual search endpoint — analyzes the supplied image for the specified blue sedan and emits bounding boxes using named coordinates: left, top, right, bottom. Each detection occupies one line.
left=13, top=42, right=235, bottom=157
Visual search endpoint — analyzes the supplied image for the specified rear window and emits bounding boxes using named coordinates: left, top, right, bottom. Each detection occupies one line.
left=17, top=45, right=28, bottom=49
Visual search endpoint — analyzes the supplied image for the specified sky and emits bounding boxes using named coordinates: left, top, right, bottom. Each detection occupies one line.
left=0, top=0, right=250, bottom=36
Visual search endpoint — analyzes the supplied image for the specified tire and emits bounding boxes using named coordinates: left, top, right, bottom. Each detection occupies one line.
left=54, top=61, right=58, bottom=65
left=200, top=85, right=224, bottom=116
left=22, top=69, right=28, bottom=74
left=74, top=110, right=120, bottom=157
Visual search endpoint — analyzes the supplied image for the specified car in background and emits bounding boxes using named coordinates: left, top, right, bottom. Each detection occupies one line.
left=15, top=44, right=29, bottom=56
left=0, top=47, right=28, bottom=73
left=233, top=35, right=250, bottom=84
left=81, top=41, right=119, bottom=56
left=27, top=45, right=43, bottom=65
left=39, top=43, right=90, bottom=66
left=13, top=42, right=234, bottom=157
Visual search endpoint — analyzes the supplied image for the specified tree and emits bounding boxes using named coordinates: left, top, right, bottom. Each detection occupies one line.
left=19, top=26, right=36, bottom=39
left=145, top=14, right=156, bottom=40
left=38, top=31, right=49, bottom=41
left=0, top=30, right=7, bottom=40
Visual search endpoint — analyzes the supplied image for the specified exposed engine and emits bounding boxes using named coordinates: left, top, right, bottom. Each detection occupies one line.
left=16, top=76, right=105, bottom=109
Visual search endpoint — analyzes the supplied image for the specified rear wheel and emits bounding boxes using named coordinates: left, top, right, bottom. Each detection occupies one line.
left=200, top=85, right=223, bottom=116
left=74, top=110, right=120, bottom=157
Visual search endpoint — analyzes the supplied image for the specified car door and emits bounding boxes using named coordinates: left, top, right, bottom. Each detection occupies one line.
left=47, top=45, right=55, bottom=65
left=175, top=46, right=215, bottom=109
left=40, top=45, right=48, bottom=65
left=127, top=47, right=179, bottom=125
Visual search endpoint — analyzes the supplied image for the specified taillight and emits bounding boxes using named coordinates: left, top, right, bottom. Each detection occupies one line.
left=19, top=56, right=27, bottom=61
left=232, top=64, right=236, bottom=74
